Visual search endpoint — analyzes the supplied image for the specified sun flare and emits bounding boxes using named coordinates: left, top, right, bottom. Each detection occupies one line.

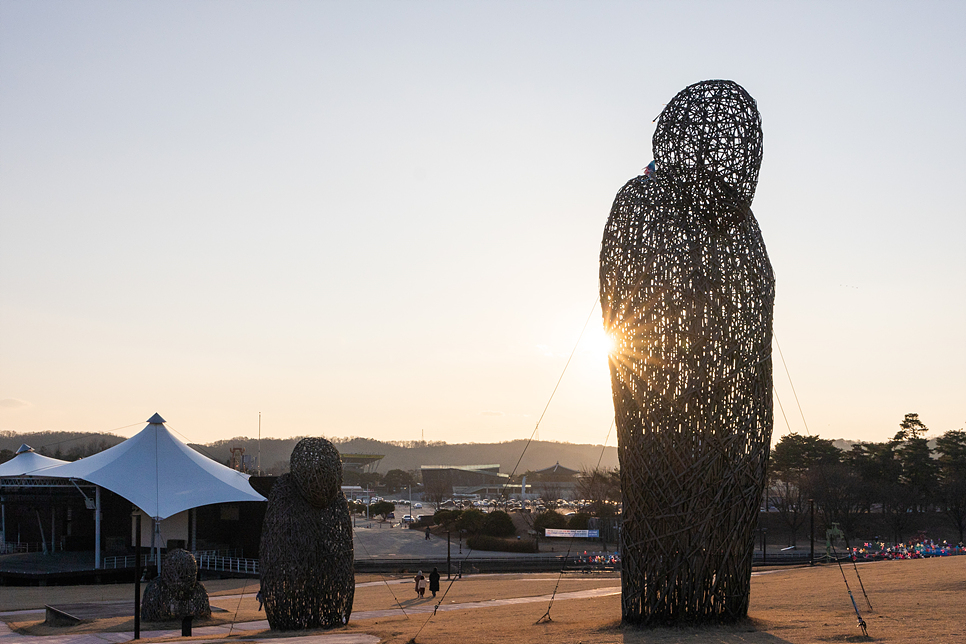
left=584, top=324, right=618, bottom=361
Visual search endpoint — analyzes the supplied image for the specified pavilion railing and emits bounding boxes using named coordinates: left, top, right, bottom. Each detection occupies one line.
left=101, top=548, right=250, bottom=571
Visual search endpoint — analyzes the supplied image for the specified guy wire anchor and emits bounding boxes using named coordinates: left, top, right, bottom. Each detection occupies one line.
left=847, top=587, right=868, bottom=637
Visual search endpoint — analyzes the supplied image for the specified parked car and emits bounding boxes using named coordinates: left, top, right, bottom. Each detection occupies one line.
left=413, top=502, right=423, bottom=508
left=402, top=514, right=414, bottom=523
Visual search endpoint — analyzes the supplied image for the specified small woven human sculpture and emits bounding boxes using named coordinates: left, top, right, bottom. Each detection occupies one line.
left=140, top=549, right=211, bottom=621
left=259, top=437, right=354, bottom=629
left=600, top=79, right=774, bottom=624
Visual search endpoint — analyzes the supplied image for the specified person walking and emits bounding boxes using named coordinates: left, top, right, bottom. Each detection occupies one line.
left=414, top=570, right=426, bottom=597
left=429, top=567, right=440, bottom=598
left=425, top=526, right=431, bottom=540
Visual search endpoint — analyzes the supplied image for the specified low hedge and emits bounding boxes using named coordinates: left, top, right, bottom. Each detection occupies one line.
left=467, top=534, right=538, bottom=553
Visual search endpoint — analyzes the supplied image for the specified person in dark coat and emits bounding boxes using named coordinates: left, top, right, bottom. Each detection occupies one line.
left=429, top=567, right=441, bottom=598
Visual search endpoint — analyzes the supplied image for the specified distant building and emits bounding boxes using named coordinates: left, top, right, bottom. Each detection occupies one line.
left=420, top=464, right=509, bottom=498
left=531, top=462, right=580, bottom=480
left=526, top=461, right=580, bottom=500
left=339, top=453, right=384, bottom=474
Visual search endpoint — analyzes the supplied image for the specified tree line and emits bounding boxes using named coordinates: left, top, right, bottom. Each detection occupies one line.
left=768, top=413, right=966, bottom=545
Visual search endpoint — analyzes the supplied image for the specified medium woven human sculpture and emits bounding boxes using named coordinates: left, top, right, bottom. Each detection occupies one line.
left=600, top=79, right=775, bottom=624
left=140, top=549, right=211, bottom=621
left=259, top=437, right=354, bottom=629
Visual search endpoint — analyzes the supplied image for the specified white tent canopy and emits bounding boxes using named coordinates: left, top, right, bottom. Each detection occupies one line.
left=0, top=444, right=70, bottom=476
left=39, top=413, right=264, bottom=519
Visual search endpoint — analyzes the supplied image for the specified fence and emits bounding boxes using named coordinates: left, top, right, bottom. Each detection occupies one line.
left=195, top=554, right=259, bottom=574
left=0, top=542, right=50, bottom=555
left=102, top=548, right=252, bottom=572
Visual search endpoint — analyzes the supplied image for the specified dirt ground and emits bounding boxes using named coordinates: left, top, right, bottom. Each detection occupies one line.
left=3, top=557, right=964, bottom=644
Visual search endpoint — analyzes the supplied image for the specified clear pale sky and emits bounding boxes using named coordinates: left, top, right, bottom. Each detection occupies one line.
left=1, top=1, right=963, bottom=448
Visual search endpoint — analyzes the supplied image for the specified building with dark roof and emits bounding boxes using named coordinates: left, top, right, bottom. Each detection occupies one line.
left=420, top=464, right=509, bottom=498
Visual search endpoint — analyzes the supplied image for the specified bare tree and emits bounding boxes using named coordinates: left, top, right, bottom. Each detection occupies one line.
left=423, top=476, right=450, bottom=510
left=767, top=474, right=808, bottom=546
left=536, top=481, right=563, bottom=508
left=576, top=467, right=619, bottom=517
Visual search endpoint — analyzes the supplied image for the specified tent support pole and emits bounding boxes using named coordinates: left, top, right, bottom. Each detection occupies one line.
left=36, top=510, right=47, bottom=554
left=95, top=486, right=101, bottom=569
left=155, top=518, right=161, bottom=576
left=134, top=514, right=141, bottom=640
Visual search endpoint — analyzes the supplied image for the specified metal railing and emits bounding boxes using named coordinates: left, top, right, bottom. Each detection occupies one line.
left=196, top=554, right=259, bottom=574
left=102, top=548, right=250, bottom=571
left=0, top=541, right=49, bottom=555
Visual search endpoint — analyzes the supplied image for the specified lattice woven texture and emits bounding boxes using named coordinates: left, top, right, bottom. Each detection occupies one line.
left=140, top=549, right=211, bottom=621
left=599, top=79, right=775, bottom=625
left=260, top=437, right=354, bottom=630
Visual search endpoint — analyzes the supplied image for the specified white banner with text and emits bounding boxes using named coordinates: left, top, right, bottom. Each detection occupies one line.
left=544, top=529, right=600, bottom=538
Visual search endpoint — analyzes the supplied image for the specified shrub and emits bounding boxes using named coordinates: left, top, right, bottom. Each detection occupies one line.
left=567, top=513, right=592, bottom=531
left=534, top=510, right=568, bottom=533
left=433, top=509, right=461, bottom=527
left=368, top=500, right=396, bottom=519
left=456, top=508, right=486, bottom=534
left=482, top=511, right=516, bottom=537
left=467, top=534, right=538, bottom=553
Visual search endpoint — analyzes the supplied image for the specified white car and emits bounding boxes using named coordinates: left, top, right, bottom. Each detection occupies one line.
left=402, top=514, right=414, bottom=523
left=413, top=503, right=423, bottom=509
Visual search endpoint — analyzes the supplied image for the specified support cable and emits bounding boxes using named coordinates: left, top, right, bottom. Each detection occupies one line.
left=830, top=541, right=868, bottom=637
left=535, top=534, right=579, bottom=624
left=225, top=577, right=252, bottom=637
left=412, top=296, right=603, bottom=642
left=534, top=417, right=615, bottom=625
left=37, top=422, right=143, bottom=451
left=408, top=539, right=481, bottom=643
left=772, top=331, right=874, bottom=619
left=354, top=528, right=410, bottom=619
left=596, top=419, right=614, bottom=471
left=500, top=296, right=601, bottom=499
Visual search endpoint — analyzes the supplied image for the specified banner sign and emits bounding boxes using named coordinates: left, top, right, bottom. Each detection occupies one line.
left=544, top=529, right=600, bottom=538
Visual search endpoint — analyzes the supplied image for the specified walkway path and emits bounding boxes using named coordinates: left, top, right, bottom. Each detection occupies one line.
left=0, top=578, right=622, bottom=644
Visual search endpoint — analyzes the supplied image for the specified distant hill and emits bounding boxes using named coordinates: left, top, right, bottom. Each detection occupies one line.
left=204, top=436, right=619, bottom=476
left=0, top=430, right=124, bottom=461
left=8, top=430, right=893, bottom=477
left=0, top=428, right=618, bottom=475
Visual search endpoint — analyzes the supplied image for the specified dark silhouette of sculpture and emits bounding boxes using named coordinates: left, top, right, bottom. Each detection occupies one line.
left=600, top=80, right=774, bottom=624
left=259, top=437, right=354, bottom=629
left=140, top=549, right=211, bottom=621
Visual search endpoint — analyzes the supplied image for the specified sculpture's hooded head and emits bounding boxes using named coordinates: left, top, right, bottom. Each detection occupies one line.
left=161, top=548, right=198, bottom=589
left=290, top=437, right=343, bottom=508
left=653, top=80, right=762, bottom=222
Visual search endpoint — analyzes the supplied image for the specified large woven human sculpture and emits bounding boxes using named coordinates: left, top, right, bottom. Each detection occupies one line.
left=259, top=437, right=354, bottom=629
left=600, top=80, right=774, bottom=624
left=140, top=549, right=211, bottom=621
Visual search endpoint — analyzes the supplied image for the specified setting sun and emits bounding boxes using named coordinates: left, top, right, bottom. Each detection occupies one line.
left=584, top=324, right=618, bottom=361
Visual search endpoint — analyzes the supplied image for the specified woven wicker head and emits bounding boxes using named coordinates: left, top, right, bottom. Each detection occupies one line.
left=161, top=548, right=198, bottom=588
left=653, top=79, right=762, bottom=217
left=290, top=437, right=343, bottom=508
